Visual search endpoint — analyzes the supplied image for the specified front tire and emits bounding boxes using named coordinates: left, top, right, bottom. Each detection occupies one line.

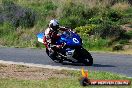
left=82, top=49, right=93, bottom=66
left=74, top=48, right=93, bottom=66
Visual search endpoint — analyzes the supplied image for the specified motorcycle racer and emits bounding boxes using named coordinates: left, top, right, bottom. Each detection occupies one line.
left=43, top=19, right=68, bottom=61
left=43, top=19, right=68, bottom=50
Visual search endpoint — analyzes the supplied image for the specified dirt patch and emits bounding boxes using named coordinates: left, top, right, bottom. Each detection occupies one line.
left=0, top=64, right=71, bottom=80
left=122, top=24, right=132, bottom=32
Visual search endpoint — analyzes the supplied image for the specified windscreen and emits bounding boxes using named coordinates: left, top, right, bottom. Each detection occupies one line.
left=63, top=31, right=72, bottom=38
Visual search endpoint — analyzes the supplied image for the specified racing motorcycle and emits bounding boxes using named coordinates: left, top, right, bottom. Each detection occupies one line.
left=37, top=30, right=93, bottom=66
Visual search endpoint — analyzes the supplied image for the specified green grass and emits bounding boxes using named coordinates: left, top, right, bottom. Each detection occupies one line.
left=80, top=34, right=111, bottom=51
left=0, top=70, right=131, bottom=88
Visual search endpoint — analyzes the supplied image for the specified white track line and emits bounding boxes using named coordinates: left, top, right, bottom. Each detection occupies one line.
left=0, top=60, right=80, bottom=71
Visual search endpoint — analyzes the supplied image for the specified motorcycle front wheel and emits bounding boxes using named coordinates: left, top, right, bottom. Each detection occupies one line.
left=74, top=48, right=93, bottom=66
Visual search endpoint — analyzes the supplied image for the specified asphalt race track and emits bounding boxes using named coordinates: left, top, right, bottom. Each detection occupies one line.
left=0, top=47, right=132, bottom=77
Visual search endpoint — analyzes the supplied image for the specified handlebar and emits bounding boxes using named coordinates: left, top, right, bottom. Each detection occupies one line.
left=50, top=43, right=66, bottom=49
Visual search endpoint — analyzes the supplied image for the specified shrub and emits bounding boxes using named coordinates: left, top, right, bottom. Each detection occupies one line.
left=16, top=8, right=36, bottom=28
left=27, top=1, right=58, bottom=28
left=102, top=24, right=125, bottom=39
left=0, top=5, right=4, bottom=24
left=0, top=22, right=15, bottom=37
left=60, top=16, right=87, bottom=29
left=118, top=18, right=131, bottom=24
left=91, top=38, right=109, bottom=49
left=88, top=16, right=103, bottom=24
left=124, top=7, right=132, bottom=18
left=1, top=0, right=37, bottom=28
left=59, top=1, right=99, bottom=28
left=112, top=44, right=124, bottom=51
left=91, top=23, right=125, bottom=39
left=119, top=39, right=129, bottom=44
left=107, top=9, right=123, bottom=22
left=40, top=1, right=57, bottom=17
left=75, top=24, right=97, bottom=35
left=111, top=2, right=130, bottom=11
left=82, top=35, right=109, bottom=50
left=124, top=30, right=132, bottom=39
left=0, top=14, right=4, bottom=24
left=75, top=21, right=126, bottom=40
left=109, top=0, right=129, bottom=5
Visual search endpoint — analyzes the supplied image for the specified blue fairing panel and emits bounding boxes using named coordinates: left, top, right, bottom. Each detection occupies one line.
left=37, top=32, right=45, bottom=39
left=37, top=31, right=82, bottom=46
left=37, top=32, right=45, bottom=43
left=57, top=32, right=81, bottom=46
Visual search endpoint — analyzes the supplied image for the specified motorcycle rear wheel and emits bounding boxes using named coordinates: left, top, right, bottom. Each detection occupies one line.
left=46, top=48, right=62, bottom=63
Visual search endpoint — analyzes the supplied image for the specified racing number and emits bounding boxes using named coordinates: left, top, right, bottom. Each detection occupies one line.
left=73, top=38, right=79, bottom=43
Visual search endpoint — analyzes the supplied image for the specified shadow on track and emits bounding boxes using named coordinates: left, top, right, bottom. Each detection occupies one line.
left=92, top=64, right=116, bottom=67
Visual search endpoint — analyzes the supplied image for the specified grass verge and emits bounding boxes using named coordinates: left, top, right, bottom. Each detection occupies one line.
left=0, top=63, right=131, bottom=88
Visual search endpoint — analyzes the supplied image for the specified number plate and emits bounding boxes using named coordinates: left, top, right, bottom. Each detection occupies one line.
left=67, top=52, right=72, bottom=55
left=66, top=50, right=75, bottom=56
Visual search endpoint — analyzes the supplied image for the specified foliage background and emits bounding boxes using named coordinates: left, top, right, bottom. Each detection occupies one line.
left=0, top=0, right=132, bottom=51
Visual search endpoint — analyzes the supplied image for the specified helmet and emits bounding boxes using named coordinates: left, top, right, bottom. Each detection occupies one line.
left=49, top=19, right=59, bottom=31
